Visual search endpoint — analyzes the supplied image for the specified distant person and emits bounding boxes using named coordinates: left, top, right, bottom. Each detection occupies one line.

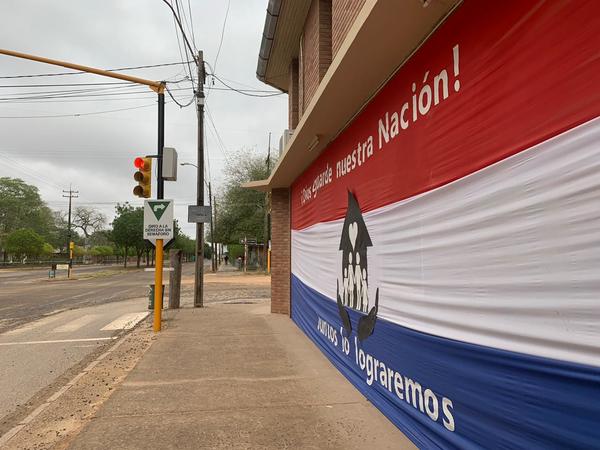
left=224, top=254, right=229, bottom=265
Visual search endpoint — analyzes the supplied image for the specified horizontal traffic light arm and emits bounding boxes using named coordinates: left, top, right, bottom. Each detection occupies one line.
left=0, top=48, right=164, bottom=93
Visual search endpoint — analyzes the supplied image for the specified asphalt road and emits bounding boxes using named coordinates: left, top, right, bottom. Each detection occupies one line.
left=0, top=264, right=194, bottom=334
left=0, top=262, right=196, bottom=428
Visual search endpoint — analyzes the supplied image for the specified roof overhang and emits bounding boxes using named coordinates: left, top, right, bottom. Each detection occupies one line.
left=256, top=0, right=311, bottom=91
left=249, top=0, right=462, bottom=191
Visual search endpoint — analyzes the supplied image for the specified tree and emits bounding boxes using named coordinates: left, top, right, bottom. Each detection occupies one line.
left=47, top=210, right=83, bottom=251
left=90, top=245, right=114, bottom=263
left=0, top=178, right=55, bottom=259
left=72, top=206, right=106, bottom=239
left=42, top=242, right=55, bottom=256
left=215, top=148, right=275, bottom=245
left=5, top=229, right=45, bottom=260
left=111, top=203, right=145, bottom=267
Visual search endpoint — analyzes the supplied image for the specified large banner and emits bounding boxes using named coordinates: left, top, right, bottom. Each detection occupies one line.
left=290, top=1, right=600, bottom=448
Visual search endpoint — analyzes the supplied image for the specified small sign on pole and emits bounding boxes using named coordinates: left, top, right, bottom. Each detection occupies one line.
left=187, top=205, right=212, bottom=223
left=144, top=199, right=174, bottom=246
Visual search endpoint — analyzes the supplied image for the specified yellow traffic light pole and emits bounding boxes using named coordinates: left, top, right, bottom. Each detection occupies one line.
left=0, top=48, right=167, bottom=332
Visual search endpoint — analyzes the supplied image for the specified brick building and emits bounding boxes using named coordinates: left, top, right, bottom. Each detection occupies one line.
left=247, top=0, right=600, bottom=447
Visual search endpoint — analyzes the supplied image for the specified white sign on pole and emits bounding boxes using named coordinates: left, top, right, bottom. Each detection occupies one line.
left=144, top=199, right=174, bottom=246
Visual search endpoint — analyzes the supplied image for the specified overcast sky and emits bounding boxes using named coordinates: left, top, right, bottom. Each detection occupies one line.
left=0, top=0, right=287, bottom=237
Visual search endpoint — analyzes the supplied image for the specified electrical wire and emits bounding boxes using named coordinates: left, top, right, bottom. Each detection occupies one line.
left=0, top=85, right=193, bottom=103
left=165, top=84, right=195, bottom=108
left=0, top=103, right=159, bottom=119
left=0, top=61, right=195, bottom=79
left=0, top=81, right=131, bottom=88
left=213, top=0, right=231, bottom=76
left=171, top=2, right=195, bottom=89
left=204, top=103, right=231, bottom=163
left=187, top=0, right=197, bottom=51
left=161, top=0, right=196, bottom=63
left=210, top=73, right=284, bottom=97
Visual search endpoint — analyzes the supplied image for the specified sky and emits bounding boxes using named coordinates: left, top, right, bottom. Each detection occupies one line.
left=0, top=0, right=287, bottom=237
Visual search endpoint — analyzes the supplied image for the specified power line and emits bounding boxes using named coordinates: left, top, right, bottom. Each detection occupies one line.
left=0, top=85, right=193, bottom=103
left=213, top=0, right=231, bottom=76
left=0, top=93, right=191, bottom=104
left=187, top=0, right=197, bottom=51
left=206, top=67, right=284, bottom=98
left=0, top=103, right=159, bottom=119
left=165, top=84, right=195, bottom=108
left=0, top=61, right=195, bottom=79
left=0, top=78, right=189, bottom=89
left=171, top=2, right=195, bottom=89
left=0, top=81, right=131, bottom=88
left=204, top=103, right=231, bottom=163
left=161, top=0, right=196, bottom=63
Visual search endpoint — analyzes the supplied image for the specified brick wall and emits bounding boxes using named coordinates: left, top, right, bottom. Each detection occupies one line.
left=299, top=0, right=332, bottom=116
left=288, top=59, right=299, bottom=129
left=270, top=188, right=291, bottom=315
left=332, top=0, right=365, bottom=58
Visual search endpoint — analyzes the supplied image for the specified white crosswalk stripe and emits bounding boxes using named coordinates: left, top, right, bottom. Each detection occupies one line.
left=100, top=312, right=149, bottom=331
left=52, top=314, right=99, bottom=333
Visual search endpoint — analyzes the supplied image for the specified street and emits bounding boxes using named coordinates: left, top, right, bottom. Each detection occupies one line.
left=0, top=264, right=193, bottom=334
left=0, top=263, right=196, bottom=430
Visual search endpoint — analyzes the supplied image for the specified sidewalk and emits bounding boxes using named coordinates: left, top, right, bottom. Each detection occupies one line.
left=66, top=275, right=415, bottom=449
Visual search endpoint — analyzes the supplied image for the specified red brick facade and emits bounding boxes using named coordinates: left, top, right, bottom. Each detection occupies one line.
left=299, top=0, right=332, bottom=116
left=272, top=0, right=364, bottom=315
left=332, top=0, right=365, bottom=58
left=289, top=59, right=299, bottom=129
left=270, top=188, right=291, bottom=315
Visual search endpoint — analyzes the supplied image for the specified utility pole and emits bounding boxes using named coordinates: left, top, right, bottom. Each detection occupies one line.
left=264, top=132, right=271, bottom=272
left=194, top=50, right=205, bottom=307
left=214, top=195, right=219, bottom=265
left=62, top=186, right=78, bottom=278
left=209, top=182, right=216, bottom=272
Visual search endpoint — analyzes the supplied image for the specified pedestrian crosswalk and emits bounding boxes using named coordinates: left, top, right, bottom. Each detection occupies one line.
left=53, top=314, right=99, bottom=333
left=1, top=311, right=150, bottom=339
left=100, top=312, right=149, bottom=331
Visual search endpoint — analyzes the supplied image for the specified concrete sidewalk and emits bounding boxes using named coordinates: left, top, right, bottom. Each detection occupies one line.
left=68, top=299, right=415, bottom=449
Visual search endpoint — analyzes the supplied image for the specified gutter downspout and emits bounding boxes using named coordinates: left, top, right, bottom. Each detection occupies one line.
left=256, top=0, right=282, bottom=82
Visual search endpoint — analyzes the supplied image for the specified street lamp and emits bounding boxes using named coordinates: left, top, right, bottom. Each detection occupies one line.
left=180, top=163, right=217, bottom=273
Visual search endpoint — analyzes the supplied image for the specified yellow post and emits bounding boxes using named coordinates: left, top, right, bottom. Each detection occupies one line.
left=267, top=249, right=271, bottom=274
left=68, top=241, right=74, bottom=279
left=153, top=239, right=164, bottom=332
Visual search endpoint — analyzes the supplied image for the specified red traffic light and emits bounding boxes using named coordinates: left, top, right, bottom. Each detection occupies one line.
left=134, top=157, right=145, bottom=169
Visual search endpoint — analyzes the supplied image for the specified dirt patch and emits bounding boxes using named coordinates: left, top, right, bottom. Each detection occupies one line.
left=1, top=322, right=155, bottom=450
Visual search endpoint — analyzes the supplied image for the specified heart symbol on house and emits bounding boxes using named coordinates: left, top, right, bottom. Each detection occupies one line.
left=349, top=221, right=358, bottom=251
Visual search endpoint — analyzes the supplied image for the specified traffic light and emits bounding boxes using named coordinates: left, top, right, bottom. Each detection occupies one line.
left=133, top=157, right=152, bottom=198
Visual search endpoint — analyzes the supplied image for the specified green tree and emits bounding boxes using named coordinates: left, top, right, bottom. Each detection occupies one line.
left=5, top=228, right=45, bottom=260
left=42, top=242, right=55, bottom=256
left=90, top=245, right=114, bottom=263
left=0, top=178, right=55, bottom=259
left=111, top=203, right=145, bottom=268
left=215, top=148, right=275, bottom=245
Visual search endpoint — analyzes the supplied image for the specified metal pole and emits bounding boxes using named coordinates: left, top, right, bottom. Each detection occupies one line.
left=153, top=239, right=164, bottom=332
left=264, top=133, right=271, bottom=271
left=194, top=51, right=205, bottom=307
left=214, top=195, right=219, bottom=265
left=157, top=92, right=165, bottom=199
left=62, top=186, right=78, bottom=278
left=153, top=89, right=166, bottom=331
left=209, top=182, right=216, bottom=272
left=67, top=191, right=72, bottom=278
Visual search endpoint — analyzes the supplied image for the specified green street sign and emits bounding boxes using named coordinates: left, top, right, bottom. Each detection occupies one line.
left=144, top=199, right=174, bottom=246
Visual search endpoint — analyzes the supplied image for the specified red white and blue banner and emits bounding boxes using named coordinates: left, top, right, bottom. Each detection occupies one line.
left=290, top=1, right=600, bottom=448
